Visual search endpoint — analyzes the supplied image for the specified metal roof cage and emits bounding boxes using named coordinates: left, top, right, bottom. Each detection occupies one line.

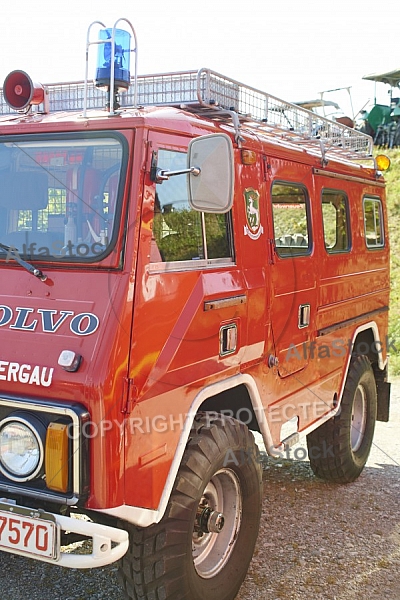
left=139, top=68, right=372, bottom=162
left=0, top=68, right=373, bottom=163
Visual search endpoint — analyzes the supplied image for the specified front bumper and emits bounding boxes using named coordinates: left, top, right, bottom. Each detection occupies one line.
left=0, top=498, right=129, bottom=568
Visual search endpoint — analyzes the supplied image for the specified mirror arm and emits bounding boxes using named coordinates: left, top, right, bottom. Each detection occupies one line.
left=154, top=166, right=200, bottom=183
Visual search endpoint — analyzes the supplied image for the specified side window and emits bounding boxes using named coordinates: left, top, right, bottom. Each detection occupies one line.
left=271, top=182, right=311, bottom=257
left=322, top=189, right=350, bottom=253
left=363, top=197, right=384, bottom=248
left=152, top=149, right=233, bottom=265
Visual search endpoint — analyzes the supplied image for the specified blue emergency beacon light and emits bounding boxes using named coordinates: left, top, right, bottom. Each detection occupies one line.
left=84, top=18, right=137, bottom=116
left=95, top=28, right=131, bottom=91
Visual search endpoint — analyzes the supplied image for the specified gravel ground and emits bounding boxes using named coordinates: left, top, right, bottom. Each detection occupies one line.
left=1, top=381, right=399, bottom=600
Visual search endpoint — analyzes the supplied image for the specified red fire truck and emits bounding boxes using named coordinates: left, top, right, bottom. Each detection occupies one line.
left=0, top=21, right=391, bottom=600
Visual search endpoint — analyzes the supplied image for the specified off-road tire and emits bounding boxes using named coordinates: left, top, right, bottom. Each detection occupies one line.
left=118, top=413, right=263, bottom=600
left=306, top=355, right=377, bottom=483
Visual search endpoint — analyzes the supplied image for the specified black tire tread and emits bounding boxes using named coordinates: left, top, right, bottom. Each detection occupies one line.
left=306, top=355, right=377, bottom=483
left=118, top=413, right=262, bottom=600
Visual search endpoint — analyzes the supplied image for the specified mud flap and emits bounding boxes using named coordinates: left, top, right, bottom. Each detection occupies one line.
left=376, top=380, right=391, bottom=422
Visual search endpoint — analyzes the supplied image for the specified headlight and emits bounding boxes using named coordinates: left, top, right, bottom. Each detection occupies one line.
left=0, top=414, right=46, bottom=482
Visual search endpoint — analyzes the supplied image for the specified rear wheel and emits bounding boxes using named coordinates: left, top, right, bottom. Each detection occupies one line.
left=118, top=413, right=263, bottom=600
left=306, top=355, right=377, bottom=483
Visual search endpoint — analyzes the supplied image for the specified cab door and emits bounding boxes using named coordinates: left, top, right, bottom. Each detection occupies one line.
left=124, top=130, right=249, bottom=509
left=266, top=159, right=317, bottom=378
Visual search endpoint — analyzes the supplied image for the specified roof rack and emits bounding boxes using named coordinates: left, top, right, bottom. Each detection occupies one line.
left=0, top=68, right=373, bottom=163
left=135, top=68, right=373, bottom=162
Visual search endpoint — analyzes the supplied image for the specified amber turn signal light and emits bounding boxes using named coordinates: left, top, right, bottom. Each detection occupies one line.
left=376, top=154, right=391, bottom=172
left=241, top=149, right=257, bottom=165
left=45, top=422, right=69, bottom=493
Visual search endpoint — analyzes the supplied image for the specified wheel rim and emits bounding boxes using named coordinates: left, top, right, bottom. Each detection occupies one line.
left=192, top=468, right=242, bottom=579
left=351, top=383, right=367, bottom=452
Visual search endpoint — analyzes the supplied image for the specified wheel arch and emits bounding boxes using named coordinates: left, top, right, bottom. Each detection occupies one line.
left=352, top=325, right=385, bottom=369
left=150, top=374, right=278, bottom=521
left=348, top=322, right=390, bottom=423
left=198, top=383, right=260, bottom=433
left=298, top=321, right=389, bottom=440
left=97, top=373, right=275, bottom=528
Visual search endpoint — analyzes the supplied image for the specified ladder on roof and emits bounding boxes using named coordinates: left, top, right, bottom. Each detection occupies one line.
left=0, top=67, right=373, bottom=163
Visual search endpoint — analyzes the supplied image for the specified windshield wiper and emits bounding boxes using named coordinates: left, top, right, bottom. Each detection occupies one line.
left=0, top=243, right=48, bottom=282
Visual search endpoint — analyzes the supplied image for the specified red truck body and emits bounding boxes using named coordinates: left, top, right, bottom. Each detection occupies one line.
left=0, top=63, right=391, bottom=599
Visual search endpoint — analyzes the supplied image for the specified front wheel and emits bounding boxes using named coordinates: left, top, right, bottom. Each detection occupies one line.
left=306, top=355, right=377, bottom=483
left=118, top=413, right=263, bottom=600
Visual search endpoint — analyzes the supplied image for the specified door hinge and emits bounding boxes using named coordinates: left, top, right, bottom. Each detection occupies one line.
left=262, top=155, right=269, bottom=181
left=150, top=150, right=159, bottom=181
left=122, top=377, right=137, bottom=415
left=268, top=238, right=276, bottom=265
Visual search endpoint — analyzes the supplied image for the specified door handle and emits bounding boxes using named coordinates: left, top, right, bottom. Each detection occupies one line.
left=298, top=304, right=310, bottom=328
left=219, top=323, right=238, bottom=356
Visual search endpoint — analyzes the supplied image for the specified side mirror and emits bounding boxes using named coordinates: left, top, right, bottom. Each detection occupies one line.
left=187, top=133, right=234, bottom=213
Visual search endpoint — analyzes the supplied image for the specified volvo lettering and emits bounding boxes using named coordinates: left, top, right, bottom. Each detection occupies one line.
left=0, top=306, right=99, bottom=336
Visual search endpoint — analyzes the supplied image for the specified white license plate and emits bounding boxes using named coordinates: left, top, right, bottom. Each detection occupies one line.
left=0, top=503, right=57, bottom=560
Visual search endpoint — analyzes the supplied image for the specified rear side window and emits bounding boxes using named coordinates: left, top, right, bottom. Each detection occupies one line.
left=271, top=182, right=311, bottom=257
left=363, top=197, right=384, bottom=248
left=322, top=189, right=350, bottom=253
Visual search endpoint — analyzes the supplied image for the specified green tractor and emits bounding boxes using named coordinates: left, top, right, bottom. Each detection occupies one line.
left=361, top=69, right=400, bottom=147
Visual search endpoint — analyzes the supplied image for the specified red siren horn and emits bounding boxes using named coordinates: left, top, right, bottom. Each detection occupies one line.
left=3, top=70, right=44, bottom=111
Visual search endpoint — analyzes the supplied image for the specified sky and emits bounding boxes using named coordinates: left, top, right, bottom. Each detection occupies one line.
left=2, top=1, right=400, bottom=120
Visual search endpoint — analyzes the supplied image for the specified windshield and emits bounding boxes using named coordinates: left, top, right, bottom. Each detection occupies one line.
left=0, top=132, right=127, bottom=263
